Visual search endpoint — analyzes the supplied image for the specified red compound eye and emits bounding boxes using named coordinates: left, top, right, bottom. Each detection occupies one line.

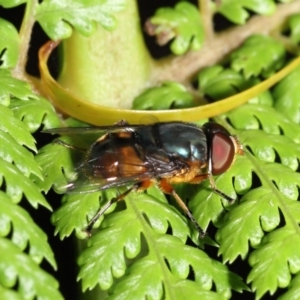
left=211, top=131, right=235, bottom=175
left=202, top=122, right=236, bottom=176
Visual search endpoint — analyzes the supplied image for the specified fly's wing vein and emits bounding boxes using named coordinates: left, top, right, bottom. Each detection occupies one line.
left=43, top=125, right=141, bottom=135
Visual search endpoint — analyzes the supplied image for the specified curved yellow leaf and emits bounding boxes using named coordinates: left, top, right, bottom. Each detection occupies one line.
left=39, top=40, right=300, bottom=125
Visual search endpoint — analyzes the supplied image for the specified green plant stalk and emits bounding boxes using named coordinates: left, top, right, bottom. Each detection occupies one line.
left=58, top=0, right=153, bottom=109
left=12, top=0, right=38, bottom=81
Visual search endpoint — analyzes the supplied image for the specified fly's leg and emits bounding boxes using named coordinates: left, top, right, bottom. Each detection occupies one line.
left=159, top=179, right=206, bottom=238
left=114, top=119, right=129, bottom=126
left=84, top=180, right=153, bottom=236
left=84, top=187, right=134, bottom=236
left=208, top=176, right=235, bottom=203
left=189, top=174, right=235, bottom=203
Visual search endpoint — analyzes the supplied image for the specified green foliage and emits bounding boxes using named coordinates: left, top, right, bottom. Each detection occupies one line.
left=2, top=1, right=300, bottom=300
left=0, top=0, right=26, bottom=8
left=0, top=18, right=19, bottom=68
left=32, top=136, right=77, bottom=193
left=147, top=1, right=284, bottom=55
left=76, top=193, right=246, bottom=297
left=273, top=66, right=300, bottom=123
left=248, top=227, right=300, bottom=298
left=278, top=272, right=300, bottom=300
left=0, top=70, right=38, bottom=107
left=51, top=189, right=116, bottom=239
left=198, top=35, right=287, bottom=101
left=0, top=285, right=23, bottom=300
left=0, top=70, right=62, bottom=298
left=148, top=2, right=204, bottom=55
left=10, top=96, right=61, bottom=132
left=0, top=191, right=54, bottom=265
left=35, top=25, right=300, bottom=299
left=198, top=65, right=258, bottom=99
left=288, top=13, right=300, bottom=43
left=0, top=237, right=62, bottom=300
left=230, top=35, right=286, bottom=78
left=214, top=0, right=276, bottom=24
left=0, top=105, right=37, bottom=151
left=36, top=0, right=126, bottom=40
left=132, top=82, right=194, bottom=110
left=96, top=234, right=246, bottom=299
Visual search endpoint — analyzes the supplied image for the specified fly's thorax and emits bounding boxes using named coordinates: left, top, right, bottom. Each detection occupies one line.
left=154, top=122, right=208, bottom=162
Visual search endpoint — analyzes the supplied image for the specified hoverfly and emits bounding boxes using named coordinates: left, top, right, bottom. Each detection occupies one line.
left=45, top=120, right=243, bottom=237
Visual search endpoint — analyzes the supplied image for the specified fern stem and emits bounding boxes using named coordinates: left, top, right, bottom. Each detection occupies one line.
left=12, top=0, right=38, bottom=81
left=154, top=0, right=300, bottom=83
left=199, top=0, right=214, bottom=41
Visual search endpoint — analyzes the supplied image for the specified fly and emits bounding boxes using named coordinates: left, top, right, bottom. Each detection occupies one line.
left=44, top=120, right=243, bottom=237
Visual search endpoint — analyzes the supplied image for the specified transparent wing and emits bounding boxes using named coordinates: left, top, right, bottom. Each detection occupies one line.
left=64, top=150, right=177, bottom=194
left=64, top=173, right=150, bottom=194
left=43, top=125, right=140, bottom=135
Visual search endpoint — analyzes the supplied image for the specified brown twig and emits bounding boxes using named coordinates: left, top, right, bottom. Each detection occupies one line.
left=153, top=0, right=300, bottom=83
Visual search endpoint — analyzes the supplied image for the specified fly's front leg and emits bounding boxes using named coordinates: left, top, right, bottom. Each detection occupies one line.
left=189, top=174, right=235, bottom=203
left=84, top=180, right=154, bottom=236
left=158, top=179, right=206, bottom=238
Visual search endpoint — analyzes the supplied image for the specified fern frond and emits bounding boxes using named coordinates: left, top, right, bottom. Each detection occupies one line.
left=33, top=136, right=78, bottom=193
left=77, top=193, right=246, bottom=297
left=198, top=65, right=258, bottom=99
left=194, top=41, right=300, bottom=297
left=0, top=70, right=39, bottom=106
left=147, top=2, right=204, bottom=55
left=239, top=129, right=300, bottom=170
left=248, top=227, right=300, bottom=299
left=0, top=158, right=50, bottom=209
left=0, top=284, right=23, bottom=300
left=0, top=191, right=55, bottom=266
left=0, top=237, right=62, bottom=300
left=106, top=235, right=246, bottom=299
left=110, top=273, right=227, bottom=300
left=0, top=70, right=62, bottom=297
left=198, top=64, right=275, bottom=107
left=230, top=35, right=286, bottom=78
left=9, top=96, right=61, bottom=132
left=278, top=272, right=300, bottom=300
left=132, top=82, right=194, bottom=110
left=0, top=0, right=27, bottom=8
left=288, top=13, right=300, bottom=44
left=36, top=0, right=126, bottom=40
left=226, top=103, right=300, bottom=141
left=214, top=0, right=276, bottom=24
left=0, top=19, right=19, bottom=68
left=0, top=105, right=36, bottom=151
left=51, top=189, right=115, bottom=239
left=0, top=130, right=41, bottom=178
left=273, top=66, right=300, bottom=123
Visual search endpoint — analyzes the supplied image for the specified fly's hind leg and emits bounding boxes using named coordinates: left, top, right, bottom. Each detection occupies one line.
left=158, top=179, right=206, bottom=238
left=84, top=180, right=154, bottom=236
